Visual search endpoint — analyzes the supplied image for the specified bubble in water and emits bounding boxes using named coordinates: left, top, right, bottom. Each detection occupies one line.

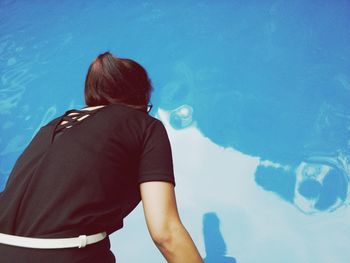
left=293, top=155, right=349, bottom=214
left=169, top=104, right=194, bottom=129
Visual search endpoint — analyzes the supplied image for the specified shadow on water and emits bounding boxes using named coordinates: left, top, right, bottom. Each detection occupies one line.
left=202, top=212, right=237, bottom=263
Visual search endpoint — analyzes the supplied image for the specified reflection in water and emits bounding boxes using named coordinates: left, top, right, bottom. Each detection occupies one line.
left=294, top=155, right=349, bottom=214
left=255, top=154, right=350, bottom=214
left=169, top=104, right=194, bottom=129
left=203, top=212, right=237, bottom=263
left=255, top=161, right=296, bottom=203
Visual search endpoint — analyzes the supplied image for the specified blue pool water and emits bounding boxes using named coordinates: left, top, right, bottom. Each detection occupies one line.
left=1, top=0, right=350, bottom=262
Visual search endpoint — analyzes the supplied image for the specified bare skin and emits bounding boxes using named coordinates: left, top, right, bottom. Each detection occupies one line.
left=58, top=105, right=107, bottom=127
left=140, top=182, right=203, bottom=263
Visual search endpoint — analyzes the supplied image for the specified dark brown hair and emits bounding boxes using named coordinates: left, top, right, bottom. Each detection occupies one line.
left=84, top=51, right=152, bottom=108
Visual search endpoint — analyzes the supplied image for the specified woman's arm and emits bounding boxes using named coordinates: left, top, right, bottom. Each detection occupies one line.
left=140, top=181, right=203, bottom=263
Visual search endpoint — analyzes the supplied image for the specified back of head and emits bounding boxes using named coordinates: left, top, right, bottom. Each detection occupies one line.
left=84, top=51, right=152, bottom=108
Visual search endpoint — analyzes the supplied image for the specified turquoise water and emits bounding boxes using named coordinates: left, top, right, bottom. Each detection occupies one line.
left=1, top=0, right=350, bottom=262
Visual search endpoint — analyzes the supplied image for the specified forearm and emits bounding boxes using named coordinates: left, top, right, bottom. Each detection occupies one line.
left=155, top=222, right=203, bottom=263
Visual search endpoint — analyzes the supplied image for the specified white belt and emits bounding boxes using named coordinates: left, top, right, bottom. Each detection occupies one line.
left=0, top=231, right=107, bottom=249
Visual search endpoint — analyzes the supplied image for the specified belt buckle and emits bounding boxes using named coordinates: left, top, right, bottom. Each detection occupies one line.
left=78, top=235, right=88, bottom=248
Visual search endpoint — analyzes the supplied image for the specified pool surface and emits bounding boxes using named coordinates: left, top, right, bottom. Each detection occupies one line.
left=1, top=1, right=350, bottom=262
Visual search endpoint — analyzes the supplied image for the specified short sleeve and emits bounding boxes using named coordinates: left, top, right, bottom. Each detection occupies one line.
left=138, top=120, right=175, bottom=186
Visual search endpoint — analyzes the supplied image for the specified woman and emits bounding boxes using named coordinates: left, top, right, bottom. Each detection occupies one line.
left=0, top=52, right=203, bottom=262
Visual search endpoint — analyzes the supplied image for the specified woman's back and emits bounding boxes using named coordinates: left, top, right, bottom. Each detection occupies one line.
left=0, top=103, right=175, bottom=262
